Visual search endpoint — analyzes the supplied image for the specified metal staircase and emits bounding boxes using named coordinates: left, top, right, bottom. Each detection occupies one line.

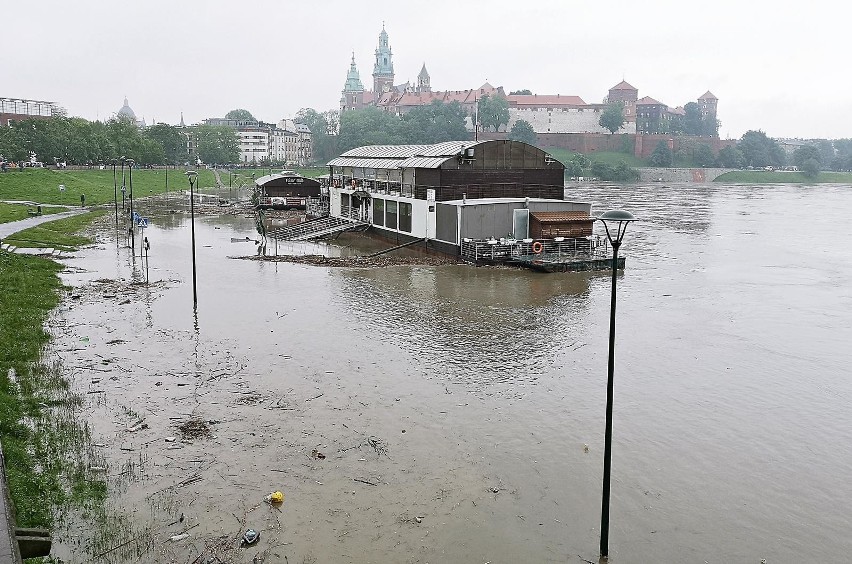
left=267, top=216, right=369, bottom=241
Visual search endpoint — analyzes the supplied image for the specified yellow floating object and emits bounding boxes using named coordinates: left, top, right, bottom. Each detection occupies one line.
left=268, top=491, right=284, bottom=504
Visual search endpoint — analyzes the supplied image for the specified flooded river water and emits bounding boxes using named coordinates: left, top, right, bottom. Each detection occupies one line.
left=50, top=183, right=852, bottom=563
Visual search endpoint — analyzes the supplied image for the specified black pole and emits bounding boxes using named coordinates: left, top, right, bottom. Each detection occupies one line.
left=189, top=175, right=198, bottom=308
left=128, top=161, right=135, bottom=252
left=112, top=161, right=118, bottom=225
left=600, top=238, right=621, bottom=560
left=121, top=160, right=126, bottom=211
left=144, top=237, right=150, bottom=284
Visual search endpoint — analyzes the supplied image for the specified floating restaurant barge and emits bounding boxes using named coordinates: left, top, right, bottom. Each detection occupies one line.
left=319, top=140, right=622, bottom=271
left=254, top=171, right=322, bottom=210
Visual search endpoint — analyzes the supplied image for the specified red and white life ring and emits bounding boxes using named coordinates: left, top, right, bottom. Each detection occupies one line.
left=532, top=241, right=543, bottom=254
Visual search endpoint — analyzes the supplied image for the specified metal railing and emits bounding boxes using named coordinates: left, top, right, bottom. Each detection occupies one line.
left=460, top=236, right=609, bottom=262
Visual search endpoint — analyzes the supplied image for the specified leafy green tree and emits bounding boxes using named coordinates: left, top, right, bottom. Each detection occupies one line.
left=145, top=123, right=188, bottom=164
left=815, top=140, right=835, bottom=165
left=564, top=153, right=589, bottom=178
left=599, top=102, right=625, bottom=134
left=650, top=141, right=673, bottom=167
left=225, top=109, right=255, bottom=121
left=509, top=89, right=532, bottom=95
left=194, top=124, right=239, bottom=164
left=591, top=160, right=638, bottom=181
left=477, top=94, right=510, bottom=132
left=507, top=119, right=537, bottom=145
left=793, top=145, right=822, bottom=169
left=693, top=144, right=716, bottom=167
left=0, top=125, right=26, bottom=161
left=107, top=116, right=145, bottom=161
left=738, top=130, right=785, bottom=168
left=338, top=106, right=404, bottom=152
left=801, top=157, right=820, bottom=179
left=296, top=108, right=338, bottom=163
left=683, top=102, right=703, bottom=135
left=401, top=100, right=469, bottom=144
left=702, top=116, right=720, bottom=137
left=717, top=145, right=745, bottom=168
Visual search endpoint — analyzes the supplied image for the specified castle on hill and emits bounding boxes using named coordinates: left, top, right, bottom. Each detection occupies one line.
left=341, top=26, right=718, bottom=137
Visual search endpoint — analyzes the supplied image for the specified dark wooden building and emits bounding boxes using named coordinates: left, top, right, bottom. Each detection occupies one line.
left=255, top=172, right=321, bottom=209
left=327, top=140, right=565, bottom=203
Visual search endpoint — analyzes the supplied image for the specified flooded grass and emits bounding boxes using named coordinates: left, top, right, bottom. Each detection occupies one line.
left=2, top=210, right=107, bottom=250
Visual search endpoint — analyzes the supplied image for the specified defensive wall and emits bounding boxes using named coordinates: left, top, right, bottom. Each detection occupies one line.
left=637, top=167, right=734, bottom=183
left=478, top=132, right=736, bottom=160
left=506, top=108, right=637, bottom=135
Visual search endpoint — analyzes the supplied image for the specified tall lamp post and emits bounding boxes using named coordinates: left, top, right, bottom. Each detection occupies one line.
left=111, top=159, right=118, bottom=225
left=127, top=158, right=135, bottom=251
left=596, top=209, right=637, bottom=561
left=186, top=170, right=199, bottom=308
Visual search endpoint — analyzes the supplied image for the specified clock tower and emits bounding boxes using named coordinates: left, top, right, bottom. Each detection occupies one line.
left=372, top=24, right=395, bottom=95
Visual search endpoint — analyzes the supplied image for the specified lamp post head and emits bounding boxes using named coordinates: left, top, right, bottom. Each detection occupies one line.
left=186, top=170, right=198, bottom=187
left=596, top=209, right=637, bottom=246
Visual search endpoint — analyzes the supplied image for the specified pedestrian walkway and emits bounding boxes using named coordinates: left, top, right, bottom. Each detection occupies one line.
left=0, top=209, right=86, bottom=256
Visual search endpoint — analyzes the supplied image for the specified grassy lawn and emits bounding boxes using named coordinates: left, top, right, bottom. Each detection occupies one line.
left=0, top=168, right=217, bottom=206
left=0, top=249, right=106, bottom=530
left=714, top=170, right=852, bottom=183
left=2, top=210, right=106, bottom=251
left=0, top=202, right=66, bottom=224
left=546, top=147, right=646, bottom=168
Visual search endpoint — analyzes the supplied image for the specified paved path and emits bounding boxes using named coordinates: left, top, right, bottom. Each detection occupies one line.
left=0, top=209, right=86, bottom=240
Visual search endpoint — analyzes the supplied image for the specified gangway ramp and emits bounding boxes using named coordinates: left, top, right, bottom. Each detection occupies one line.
left=267, top=216, right=368, bottom=241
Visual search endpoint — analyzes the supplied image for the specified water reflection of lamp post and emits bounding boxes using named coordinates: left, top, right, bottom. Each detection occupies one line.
left=595, top=209, right=637, bottom=562
left=186, top=170, right=198, bottom=308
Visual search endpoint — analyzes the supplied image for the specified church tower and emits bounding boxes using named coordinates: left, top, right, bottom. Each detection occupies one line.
left=341, top=53, right=366, bottom=112
left=372, top=24, right=395, bottom=95
left=417, top=63, right=431, bottom=93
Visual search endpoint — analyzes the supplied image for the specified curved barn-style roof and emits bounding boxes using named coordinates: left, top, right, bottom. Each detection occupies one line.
left=328, top=140, right=563, bottom=171
left=255, top=172, right=320, bottom=188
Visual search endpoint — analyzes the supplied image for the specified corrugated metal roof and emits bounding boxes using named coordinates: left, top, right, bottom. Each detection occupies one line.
left=397, top=156, right=450, bottom=169
left=339, top=145, right=426, bottom=158
left=327, top=157, right=407, bottom=169
left=416, top=140, right=484, bottom=157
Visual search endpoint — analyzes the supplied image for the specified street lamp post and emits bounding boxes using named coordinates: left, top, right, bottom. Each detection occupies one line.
left=112, top=159, right=118, bottom=225
left=127, top=158, right=135, bottom=252
left=595, top=209, right=637, bottom=561
left=120, top=157, right=127, bottom=211
left=186, top=170, right=199, bottom=308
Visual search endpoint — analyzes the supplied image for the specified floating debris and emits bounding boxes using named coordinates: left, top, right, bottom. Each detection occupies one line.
left=177, top=418, right=211, bottom=440
left=242, top=529, right=260, bottom=545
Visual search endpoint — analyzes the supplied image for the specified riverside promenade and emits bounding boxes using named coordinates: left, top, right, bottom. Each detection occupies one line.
left=0, top=208, right=87, bottom=256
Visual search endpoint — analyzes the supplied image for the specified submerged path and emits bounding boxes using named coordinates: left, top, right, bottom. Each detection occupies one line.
left=0, top=209, right=88, bottom=256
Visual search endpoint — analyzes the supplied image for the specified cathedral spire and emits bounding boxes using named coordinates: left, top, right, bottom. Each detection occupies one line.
left=373, top=24, right=394, bottom=94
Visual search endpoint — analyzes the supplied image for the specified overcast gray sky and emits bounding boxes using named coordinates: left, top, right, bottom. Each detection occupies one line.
left=3, top=0, right=847, bottom=140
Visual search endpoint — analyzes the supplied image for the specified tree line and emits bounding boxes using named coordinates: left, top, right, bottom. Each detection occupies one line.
left=0, top=115, right=243, bottom=167
left=643, top=130, right=852, bottom=179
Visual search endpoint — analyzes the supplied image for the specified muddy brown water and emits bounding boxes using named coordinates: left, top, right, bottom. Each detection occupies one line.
left=48, top=183, right=852, bottom=563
